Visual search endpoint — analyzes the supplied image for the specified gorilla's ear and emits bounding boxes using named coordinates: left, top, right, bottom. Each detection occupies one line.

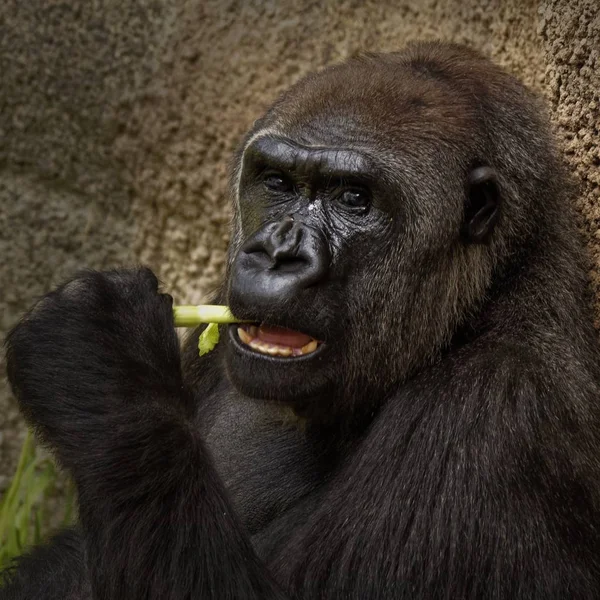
left=462, top=166, right=500, bottom=244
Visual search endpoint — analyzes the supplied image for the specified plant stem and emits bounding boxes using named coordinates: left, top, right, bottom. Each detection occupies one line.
left=172, top=305, right=239, bottom=327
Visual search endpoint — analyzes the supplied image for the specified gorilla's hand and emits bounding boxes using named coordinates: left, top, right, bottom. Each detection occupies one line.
left=6, top=271, right=285, bottom=600
left=6, top=267, right=184, bottom=471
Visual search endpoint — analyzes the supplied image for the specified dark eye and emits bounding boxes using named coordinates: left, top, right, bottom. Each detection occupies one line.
left=337, top=188, right=371, bottom=211
left=263, top=172, right=293, bottom=192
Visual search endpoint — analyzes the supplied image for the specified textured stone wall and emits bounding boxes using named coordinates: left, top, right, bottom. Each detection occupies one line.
left=0, top=0, right=598, bottom=486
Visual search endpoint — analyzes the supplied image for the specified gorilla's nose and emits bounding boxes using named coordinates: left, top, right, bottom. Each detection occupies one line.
left=229, top=217, right=330, bottom=306
left=262, top=216, right=304, bottom=267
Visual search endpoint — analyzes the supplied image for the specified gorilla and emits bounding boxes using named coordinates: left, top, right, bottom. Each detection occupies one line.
left=3, top=41, right=600, bottom=599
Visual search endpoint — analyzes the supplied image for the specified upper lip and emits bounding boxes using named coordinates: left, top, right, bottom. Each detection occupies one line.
left=234, top=317, right=324, bottom=342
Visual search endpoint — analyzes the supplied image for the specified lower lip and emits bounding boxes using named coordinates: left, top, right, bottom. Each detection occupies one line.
left=228, top=325, right=326, bottom=362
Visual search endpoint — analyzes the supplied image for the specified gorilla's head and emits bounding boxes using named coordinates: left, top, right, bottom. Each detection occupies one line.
left=222, top=42, right=565, bottom=421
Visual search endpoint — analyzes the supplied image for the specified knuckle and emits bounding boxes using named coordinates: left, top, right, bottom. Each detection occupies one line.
left=138, top=266, right=160, bottom=291
left=61, top=278, right=92, bottom=302
left=55, top=270, right=102, bottom=304
left=104, top=267, right=159, bottom=294
left=27, top=294, right=55, bottom=318
left=20, top=288, right=66, bottom=326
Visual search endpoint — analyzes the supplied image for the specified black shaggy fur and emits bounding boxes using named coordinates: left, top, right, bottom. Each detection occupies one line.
left=3, top=41, right=600, bottom=599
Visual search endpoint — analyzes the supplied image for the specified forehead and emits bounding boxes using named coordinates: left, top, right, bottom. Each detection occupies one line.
left=262, top=53, right=481, bottom=155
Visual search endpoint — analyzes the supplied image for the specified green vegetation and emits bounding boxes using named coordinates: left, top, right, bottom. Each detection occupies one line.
left=198, top=322, right=221, bottom=356
left=0, top=431, right=75, bottom=572
left=172, top=305, right=238, bottom=327
left=173, top=304, right=240, bottom=356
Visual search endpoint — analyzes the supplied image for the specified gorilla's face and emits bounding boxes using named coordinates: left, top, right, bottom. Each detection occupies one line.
left=225, top=134, right=392, bottom=416
left=223, top=52, right=502, bottom=419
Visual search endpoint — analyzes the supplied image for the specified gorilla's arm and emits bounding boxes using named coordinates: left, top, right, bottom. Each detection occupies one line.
left=0, top=529, right=89, bottom=600
left=259, top=346, right=600, bottom=599
left=4, top=268, right=286, bottom=600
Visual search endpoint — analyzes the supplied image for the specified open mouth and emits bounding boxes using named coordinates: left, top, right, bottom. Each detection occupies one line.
left=236, top=323, right=323, bottom=358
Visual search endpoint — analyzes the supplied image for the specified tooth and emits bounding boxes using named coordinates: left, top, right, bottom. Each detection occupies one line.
left=300, top=340, right=318, bottom=355
left=250, top=341, right=270, bottom=354
left=248, top=325, right=258, bottom=337
left=238, top=327, right=253, bottom=345
left=243, top=335, right=313, bottom=358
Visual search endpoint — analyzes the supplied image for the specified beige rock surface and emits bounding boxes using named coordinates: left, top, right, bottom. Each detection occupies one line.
left=0, top=0, right=598, bottom=488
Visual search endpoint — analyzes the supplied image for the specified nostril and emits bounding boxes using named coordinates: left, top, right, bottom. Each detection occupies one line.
left=231, top=220, right=330, bottom=305
left=238, top=218, right=329, bottom=283
left=268, top=255, right=308, bottom=272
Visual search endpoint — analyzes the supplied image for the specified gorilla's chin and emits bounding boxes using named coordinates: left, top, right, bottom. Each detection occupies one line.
left=224, top=325, right=332, bottom=410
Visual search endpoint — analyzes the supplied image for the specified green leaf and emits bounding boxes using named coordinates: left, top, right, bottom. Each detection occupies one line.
left=0, top=430, right=76, bottom=570
left=198, top=322, right=220, bottom=356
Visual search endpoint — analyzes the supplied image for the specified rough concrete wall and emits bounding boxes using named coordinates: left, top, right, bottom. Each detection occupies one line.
left=0, top=0, right=598, bottom=487
left=540, top=0, right=600, bottom=297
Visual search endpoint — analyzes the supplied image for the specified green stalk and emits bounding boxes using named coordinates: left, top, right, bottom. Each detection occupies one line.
left=173, top=305, right=239, bottom=327
left=0, top=430, right=33, bottom=537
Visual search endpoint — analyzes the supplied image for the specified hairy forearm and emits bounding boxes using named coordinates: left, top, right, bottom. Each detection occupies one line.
left=76, top=414, right=286, bottom=600
left=4, top=268, right=288, bottom=600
